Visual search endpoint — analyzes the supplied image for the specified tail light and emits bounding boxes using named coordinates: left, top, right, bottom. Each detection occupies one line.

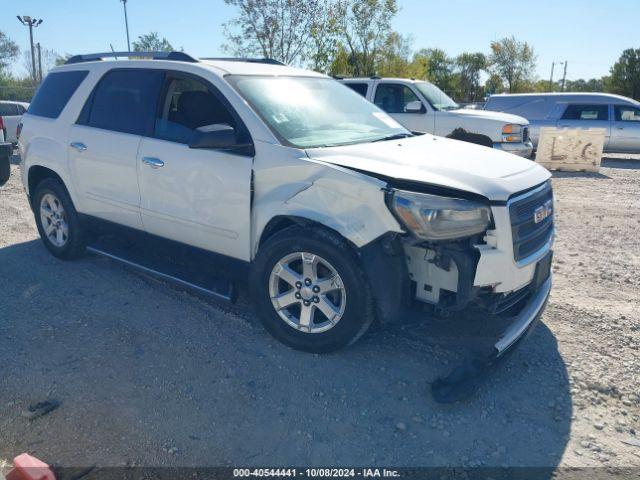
left=0, top=116, right=4, bottom=132
left=17, top=122, right=23, bottom=140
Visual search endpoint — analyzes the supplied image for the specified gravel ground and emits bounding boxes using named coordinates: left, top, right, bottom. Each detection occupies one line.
left=0, top=153, right=638, bottom=475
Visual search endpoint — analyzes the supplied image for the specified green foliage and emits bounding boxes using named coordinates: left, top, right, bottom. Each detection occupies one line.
left=337, top=0, right=398, bottom=76
left=489, top=36, right=537, bottom=93
left=0, top=76, right=36, bottom=101
left=0, top=31, right=20, bottom=74
left=455, top=52, right=486, bottom=102
left=606, top=48, right=640, bottom=100
left=132, top=32, right=175, bottom=52
left=223, top=0, right=321, bottom=64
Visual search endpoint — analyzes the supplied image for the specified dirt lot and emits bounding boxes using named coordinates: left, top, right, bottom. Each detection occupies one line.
left=0, top=152, right=638, bottom=475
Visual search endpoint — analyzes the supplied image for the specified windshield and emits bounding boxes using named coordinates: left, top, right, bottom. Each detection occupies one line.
left=414, top=82, right=459, bottom=111
left=227, top=75, right=411, bottom=148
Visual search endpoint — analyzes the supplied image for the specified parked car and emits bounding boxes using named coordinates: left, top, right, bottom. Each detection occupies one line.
left=484, top=92, right=640, bottom=153
left=18, top=52, right=553, bottom=359
left=0, top=100, right=29, bottom=144
left=341, top=78, right=533, bottom=157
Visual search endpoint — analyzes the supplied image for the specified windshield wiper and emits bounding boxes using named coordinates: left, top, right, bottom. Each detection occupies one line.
left=372, top=133, right=414, bottom=143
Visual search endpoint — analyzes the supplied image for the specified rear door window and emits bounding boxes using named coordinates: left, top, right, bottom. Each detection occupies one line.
left=344, top=83, right=369, bottom=97
left=27, top=70, right=88, bottom=119
left=80, top=69, right=164, bottom=136
left=561, top=104, right=609, bottom=121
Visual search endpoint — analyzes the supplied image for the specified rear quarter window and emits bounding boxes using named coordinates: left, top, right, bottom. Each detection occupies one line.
left=28, top=70, right=89, bottom=119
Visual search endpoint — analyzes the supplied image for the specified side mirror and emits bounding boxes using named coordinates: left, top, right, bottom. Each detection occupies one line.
left=0, top=143, right=11, bottom=187
left=405, top=100, right=424, bottom=114
left=189, top=124, right=239, bottom=149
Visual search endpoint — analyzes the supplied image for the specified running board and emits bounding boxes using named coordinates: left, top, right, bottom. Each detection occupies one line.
left=86, top=244, right=236, bottom=303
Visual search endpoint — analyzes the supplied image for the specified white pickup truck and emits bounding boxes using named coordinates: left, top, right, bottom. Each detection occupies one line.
left=341, top=78, right=533, bottom=157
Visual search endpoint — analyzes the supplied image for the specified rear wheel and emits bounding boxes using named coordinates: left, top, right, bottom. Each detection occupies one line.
left=250, top=226, right=374, bottom=353
left=33, top=178, right=85, bottom=259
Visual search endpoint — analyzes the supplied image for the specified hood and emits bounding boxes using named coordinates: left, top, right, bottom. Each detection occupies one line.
left=306, top=134, right=550, bottom=202
left=451, top=108, right=529, bottom=125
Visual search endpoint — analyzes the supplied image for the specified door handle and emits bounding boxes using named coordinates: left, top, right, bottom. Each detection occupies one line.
left=617, top=127, right=624, bottom=130
left=70, top=142, right=87, bottom=152
left=142, top=156, right=164, bottom=169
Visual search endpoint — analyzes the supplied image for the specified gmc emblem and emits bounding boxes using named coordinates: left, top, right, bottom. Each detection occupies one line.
left=534, top=200, right=553, bottom=224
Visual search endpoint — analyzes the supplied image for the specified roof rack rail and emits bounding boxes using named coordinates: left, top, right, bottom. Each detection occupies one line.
left=65, top=51, right=198, bottom=65
left=201, top=57, right=285, bottom=66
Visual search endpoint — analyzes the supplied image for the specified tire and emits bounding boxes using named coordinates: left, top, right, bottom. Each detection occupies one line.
left=250, top=225, right=375, bottom=353
left=33, top=178, right=86, bottom=260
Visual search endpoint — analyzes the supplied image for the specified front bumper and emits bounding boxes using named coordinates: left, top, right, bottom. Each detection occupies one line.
left=493, top=140, right=534, bottom=157
left=494, top=275, right=551, bottom=356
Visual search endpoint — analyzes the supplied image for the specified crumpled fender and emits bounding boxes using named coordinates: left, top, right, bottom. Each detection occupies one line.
left=250, top=142, right=402, bottom=259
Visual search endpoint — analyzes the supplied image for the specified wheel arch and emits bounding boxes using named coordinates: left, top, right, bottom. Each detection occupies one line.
left=258, top=215, right=360, bottom=252
left=27, top=165, right=70, bottom=209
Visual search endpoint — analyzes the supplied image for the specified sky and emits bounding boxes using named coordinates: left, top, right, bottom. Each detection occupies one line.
left=4, top=0, right=638, bottom=81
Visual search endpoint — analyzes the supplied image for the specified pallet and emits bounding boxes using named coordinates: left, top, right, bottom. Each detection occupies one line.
left=536, top=127, right=605, bottom=172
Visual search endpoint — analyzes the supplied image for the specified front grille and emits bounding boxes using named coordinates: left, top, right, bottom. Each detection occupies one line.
left=509, top=182, right=554, bottom=262
left=522, top=126, right=530, bottom=143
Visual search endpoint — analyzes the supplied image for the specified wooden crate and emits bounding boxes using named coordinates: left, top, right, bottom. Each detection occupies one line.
left=536, top=127, right=606, bottom=172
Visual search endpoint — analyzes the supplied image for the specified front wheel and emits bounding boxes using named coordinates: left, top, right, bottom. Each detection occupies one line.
left=250, top=226, right=374, bottom=353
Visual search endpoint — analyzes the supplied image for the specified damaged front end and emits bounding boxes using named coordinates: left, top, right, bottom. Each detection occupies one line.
left=360, top=181, right=554, bottom=401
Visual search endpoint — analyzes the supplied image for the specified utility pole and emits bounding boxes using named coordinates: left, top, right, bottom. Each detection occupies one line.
left=17, top=16, right=43, bottom=83
left=561, top=61, right=568, bottom=92
left=121, top=0, right=131, bottom=52
left=549, top=62, right=555, bottom=91
left=37, top=43, right=43, bottom=83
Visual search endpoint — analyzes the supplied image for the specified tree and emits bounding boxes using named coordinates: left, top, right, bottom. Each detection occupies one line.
left=374, top=32, right=413, bottom=77
left=308, top=0, right=343, bottom=72
left=488, top=36, right=536, bottom=93
left=338, top=0, right=398, bottom=76
left=484, top=73, right=505, bottom=96
left=455, top=52, right=486, bottom=102
left=22, top=48, right=62, bottom=81
left=606, top=48, right=640, bottom=100
left=132, top=32, right=175, bottom=52
left=0, top=31, right=19, bottom=75
left=223, top=0, right=321, bottom=65
left=412, top=48, right=455, bottom=95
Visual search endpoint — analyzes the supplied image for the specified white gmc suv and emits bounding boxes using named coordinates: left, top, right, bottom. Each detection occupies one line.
left=341, top=78, right=534, bottom=157
left=18, top=52, right=553, bottom=362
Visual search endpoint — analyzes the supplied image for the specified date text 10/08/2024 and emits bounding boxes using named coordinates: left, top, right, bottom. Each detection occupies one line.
left=233, top=469, right=401, bottom=478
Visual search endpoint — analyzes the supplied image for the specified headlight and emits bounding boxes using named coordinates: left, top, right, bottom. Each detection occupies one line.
left=502, top=124, right=522, bottom=143
left=390, top=190, right=491, bottom=240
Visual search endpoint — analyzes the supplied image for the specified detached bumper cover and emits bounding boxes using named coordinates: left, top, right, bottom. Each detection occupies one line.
left=494, top=275, right=552, bottom=356
left=493, top=140, right=534, bottom=157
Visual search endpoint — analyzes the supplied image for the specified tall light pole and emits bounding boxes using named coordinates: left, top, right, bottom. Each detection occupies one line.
left=17, top=16, right=43, bottom=83
left=121, top=0, right=131, bottom=52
